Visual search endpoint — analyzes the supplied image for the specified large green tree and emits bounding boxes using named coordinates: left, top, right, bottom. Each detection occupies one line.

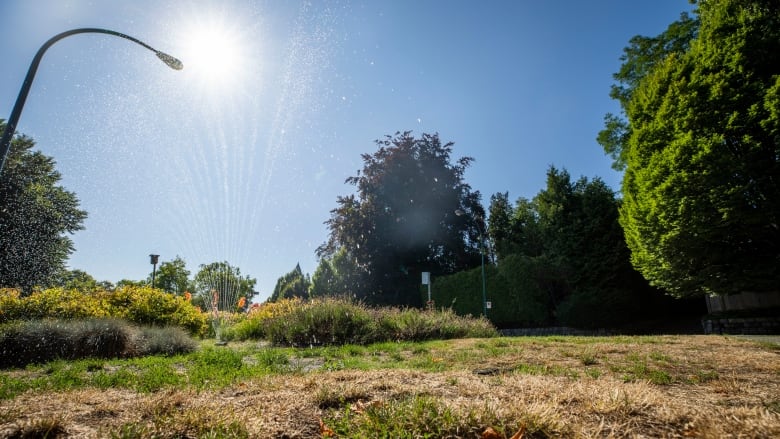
left=0, top=121, right=87, bottom=292
left=194, top=261, right=257, bottom=311
left=150, top=256, right=194, bottom=295
left=598, top=11, right=699, bottom=170
left=604, top=0, right=780, bottom=296
left=318, top=131, right=484, bottom=306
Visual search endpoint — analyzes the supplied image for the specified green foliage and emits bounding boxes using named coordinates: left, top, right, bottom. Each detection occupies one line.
left=0, top=286, right=207, bottom=335
left=432, top=254, right=556, bottom=327
left=310, top=257, right=337, bottom=298
left=598, top=11, right=699, bottom=170
left=105, top=286, right=208, bottom=336
left=269, top=263, right=311, bottom=302
left=151, top=255, right=194, bottom=295
left=263, top=299, right=376, bottom=346
left=139, top=326, right=198, bottom=356
left=229, top=298, right=497, bottom=346
left=318, top=131, right=484, bottom=307
left=3, top=287, right=110, bottom=321
left=0, top=121, right=87, bottom=292
left=469, top=167, right=663, bottom=328
left=615, top=0, right=780, bottom=296
left=52, top=269, right=111, bottom=293
left=311, top=247, right=366, bottom=299
left=377, top=306, right=496, bottom=341
left=194, top=261, right=256, bottom=312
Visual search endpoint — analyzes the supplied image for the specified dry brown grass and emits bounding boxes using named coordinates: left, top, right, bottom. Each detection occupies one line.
left=1, top=335, right=778, bottom=438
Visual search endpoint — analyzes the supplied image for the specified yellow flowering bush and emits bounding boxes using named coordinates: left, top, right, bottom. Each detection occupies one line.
left=0, top=286, right=207, bottom=336
left=104, top=286, right=208, bottom=336
left=16, top=288, right=109, bottom=321
left=0, top=288, right=24, bottom=323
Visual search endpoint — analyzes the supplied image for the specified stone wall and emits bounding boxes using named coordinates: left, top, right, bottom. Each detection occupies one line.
left=499, top=327, right=615, bottom=337
left=702, top=316, right=780, bottom=335
left=706, top=291, right=780, bottom=313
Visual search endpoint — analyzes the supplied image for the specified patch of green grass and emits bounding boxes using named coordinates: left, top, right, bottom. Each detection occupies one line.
left=616, top=356, right=674, bottom=385
left=649, top=351, right=672, bottom=363
left=584, top=368, right=601, bottom=379
left=323, top=394, right=567, bottom=439
left=687, top=369, right=719, bottom=384
left=579, top=350, right=599, bottom=366
left=513, top=363, right=579, bottom=378
left=111, top=413, right=249, bottom=438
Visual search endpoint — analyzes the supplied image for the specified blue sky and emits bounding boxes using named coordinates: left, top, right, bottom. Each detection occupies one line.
left=0, top=1, right=693, bottom=300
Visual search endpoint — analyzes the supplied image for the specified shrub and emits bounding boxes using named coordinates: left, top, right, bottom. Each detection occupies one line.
left=139, top=326, right=198, bottom=356
left=377, top=307, right=498, bottom=341
left=0, top=319, right=198, bottom=368
left=12, top=288, right=109, bottom=321
left=0, top=286, right=208, bottom=336
left=0, top=289, right=23, bottom=323
left=0, top=318, right=137, bottom=368
left=258, top=298, right=497, bottom=347
left=263, top=298, right=376, bottom=346
left=105, top=286, right=208, bottom=336
left=224, top=298, right=309, bottom=342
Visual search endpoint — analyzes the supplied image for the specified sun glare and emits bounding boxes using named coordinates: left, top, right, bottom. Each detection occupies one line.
left=178, top=18, right=251, bottom=93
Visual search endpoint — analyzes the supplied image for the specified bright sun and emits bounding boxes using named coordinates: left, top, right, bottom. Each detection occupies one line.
left=178, top=17, right=250, bottom=93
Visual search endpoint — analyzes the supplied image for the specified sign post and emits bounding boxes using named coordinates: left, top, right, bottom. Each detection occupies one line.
left=421, top=272, right=432, bottom=310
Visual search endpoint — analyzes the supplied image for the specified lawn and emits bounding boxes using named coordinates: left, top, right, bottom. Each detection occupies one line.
left=1, top=335, right=778, bottom=438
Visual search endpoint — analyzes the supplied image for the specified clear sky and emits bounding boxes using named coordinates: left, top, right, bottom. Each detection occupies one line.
left=0, top=0, right=693, bottom=301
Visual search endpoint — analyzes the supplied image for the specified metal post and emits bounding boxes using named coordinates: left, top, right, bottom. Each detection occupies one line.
left=0, top=28, right=182, bottom=174
left=149, top=254, right=160, bottom=288
left=480, top=241, right=487, bottom=317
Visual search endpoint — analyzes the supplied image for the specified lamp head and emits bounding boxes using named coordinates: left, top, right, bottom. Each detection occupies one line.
left=156, top=51, right=183, bottom=70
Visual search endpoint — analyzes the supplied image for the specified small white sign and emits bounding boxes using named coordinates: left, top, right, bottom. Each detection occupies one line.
left=421, top=272, right=430, bottom=285
left=486, top=301, right=492, bottom=309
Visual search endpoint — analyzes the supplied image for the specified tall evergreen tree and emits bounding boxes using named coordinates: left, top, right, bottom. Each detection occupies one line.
left=269, top=263, right=311, bottom=302
left=485, top=166, right=659, bottom=327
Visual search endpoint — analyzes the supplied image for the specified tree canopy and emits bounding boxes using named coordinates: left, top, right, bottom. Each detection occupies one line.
left=318, top=131, right=484, bottom=306
left=194, top=261, right=256, bottom=311
left=0, top=121, right=87, bottom=292
left=268, top=263, right=311, bottom=302
left=482, top=167, right=660, bottom=327
left=603, top=0, right=780, bottom=296
left=151, top=256, right=194, bottom=295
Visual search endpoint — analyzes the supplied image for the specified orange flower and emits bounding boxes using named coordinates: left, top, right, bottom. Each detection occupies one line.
left=183, top=291, right=192, bottom=301
left=237, top=297, right=246, bottom=309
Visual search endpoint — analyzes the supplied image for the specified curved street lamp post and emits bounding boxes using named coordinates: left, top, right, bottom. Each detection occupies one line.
left=0, top=28, right=182, bottom=174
